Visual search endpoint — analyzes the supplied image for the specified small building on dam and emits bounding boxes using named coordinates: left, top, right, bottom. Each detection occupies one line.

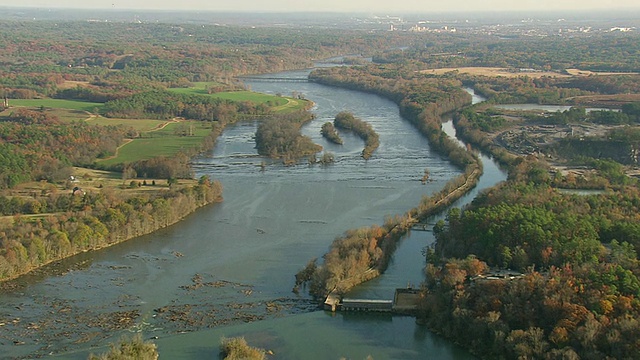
left=325, top=288, right=422, bottom=314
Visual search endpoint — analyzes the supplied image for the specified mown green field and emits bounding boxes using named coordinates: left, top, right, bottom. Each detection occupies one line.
left=87, top=117, right=168, bottom=132
left=166, top=82, right=225, bottom=96
left=97, top=121, right=213, bottom=166
left=168, top=84, right=311, bottom=112
left=47, top=108, right=91, bottom=122
left=8, top=99, right=104, bottom=112
left=169, top=85, right=287, bottom=105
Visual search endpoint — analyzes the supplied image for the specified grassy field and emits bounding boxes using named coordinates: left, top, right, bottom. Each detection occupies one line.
left=0, top=107, right=91, bottom=122
left=170, top=85, right=288, bottom=105
left=67, top=167, right=196, bottom=192
left=565, top=68, right=638, bottom=76
left=168, top=84, right=311, bottom=112
left=87, top=117, right=169, bottom=132
left=166, top=82, right=226, bottom=96
left=4, top=87, right=311, bottom=167
left=97, top=120, right=214, bottom=166
left=47, top=108, right=92, bottom=122
left=8, top=99, right=104, bottom=112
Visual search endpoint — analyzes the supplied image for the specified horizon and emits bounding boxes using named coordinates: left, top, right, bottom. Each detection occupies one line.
left=3, top=1, right=640, bottom=14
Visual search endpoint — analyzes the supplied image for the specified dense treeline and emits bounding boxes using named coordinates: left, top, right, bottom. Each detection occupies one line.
left=103, top=90, right=269, bottom=121
left=0, top=175, right=221, bottom=281
left=298, top=64, right=483, bottom=298
left=519, top=104, right=640, bottom=125
left=377, top=33, right=640, bottom=73
left=458, top=108, right=508, bottom=132
left=0, top=111, right=131, bottom=188
left=254, top=111, right=321, bottom=161
left=55, top=85, right=126, bottom=103
left=333, top=111, right=379, bottom=159
left=457, top=74, right=640, bottom=107
left=424, top=181, right=640, bottom=358
left=467, top=76, right=595, bottom=105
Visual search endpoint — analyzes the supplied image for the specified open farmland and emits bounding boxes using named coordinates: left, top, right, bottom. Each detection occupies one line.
left=87, top=117, right=170, bottom=132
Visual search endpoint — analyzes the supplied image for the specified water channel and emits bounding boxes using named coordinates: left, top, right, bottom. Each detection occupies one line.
left=0, top=70, right=506, bottom=359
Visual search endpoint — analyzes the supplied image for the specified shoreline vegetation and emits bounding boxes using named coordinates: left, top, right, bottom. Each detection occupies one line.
left=296, top=66, right=483, bottom=299
left=0, top=175, right=222, bottom=283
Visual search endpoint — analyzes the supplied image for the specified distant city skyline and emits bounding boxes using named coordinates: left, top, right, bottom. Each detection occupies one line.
left=2, top=0, right=640, bottom=13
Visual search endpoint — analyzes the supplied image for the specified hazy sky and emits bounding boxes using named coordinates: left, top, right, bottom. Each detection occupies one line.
left=2, top=0, right=640, bottom=13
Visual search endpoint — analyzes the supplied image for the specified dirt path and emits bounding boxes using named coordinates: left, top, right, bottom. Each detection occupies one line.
left=95, top=118, right=182, bottom=162
left=97, top=139, right=134, bottom=162
left=151, top=117, right=181, bottom=132
left=272, top=98, right=298, bottom=112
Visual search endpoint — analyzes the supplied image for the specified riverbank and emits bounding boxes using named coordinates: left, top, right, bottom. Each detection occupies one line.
left=0, top=178, right=223, bottom=284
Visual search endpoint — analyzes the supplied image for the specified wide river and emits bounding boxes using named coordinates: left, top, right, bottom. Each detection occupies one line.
left=0, top=68, right=506, bottom=359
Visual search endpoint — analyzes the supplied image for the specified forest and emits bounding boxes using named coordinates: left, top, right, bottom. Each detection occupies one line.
left=423, top=179, right=640, bottom=358
left=416, top=60, right=640, bottom=360
left=0, top=109, right=132, bottom=188
left=0, top=20, right=408, bottom=99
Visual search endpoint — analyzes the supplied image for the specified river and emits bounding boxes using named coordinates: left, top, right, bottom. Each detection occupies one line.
left=0, top=72, right=506, bottom=359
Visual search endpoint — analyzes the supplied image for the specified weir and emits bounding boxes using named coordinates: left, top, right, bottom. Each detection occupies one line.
left=324, top=288, right=422, bottom=314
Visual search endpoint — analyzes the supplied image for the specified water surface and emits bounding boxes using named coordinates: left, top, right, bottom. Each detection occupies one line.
left=1, top=71, right=505, bottom=359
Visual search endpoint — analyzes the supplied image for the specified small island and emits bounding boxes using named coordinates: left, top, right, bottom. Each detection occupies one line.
left=320, top=121, right=344, bottom=144
left=333, top=111, right=379, bottom=159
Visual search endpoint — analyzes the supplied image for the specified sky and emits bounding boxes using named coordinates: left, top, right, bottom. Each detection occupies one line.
left=2, top=0, right=640, bottom=13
